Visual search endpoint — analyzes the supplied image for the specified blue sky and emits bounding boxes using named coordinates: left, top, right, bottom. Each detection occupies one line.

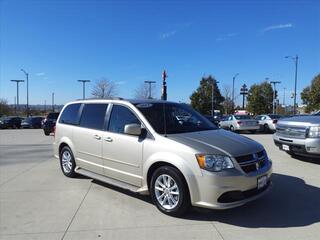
left=1, top=0, right=319, bottom=106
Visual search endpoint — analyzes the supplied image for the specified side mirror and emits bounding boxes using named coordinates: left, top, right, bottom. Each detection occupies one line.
left=124, top=123, right=142, bottom=136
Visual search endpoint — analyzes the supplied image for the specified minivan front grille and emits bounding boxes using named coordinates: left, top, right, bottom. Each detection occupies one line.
left=235, top=150, right=267, bottom=174
left=276, top=124, right=306, bottom=139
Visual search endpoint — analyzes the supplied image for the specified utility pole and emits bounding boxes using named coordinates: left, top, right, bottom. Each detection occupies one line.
left=144, top=81, right=156, bottom=99
left=232, top=73, right=239, bottom=113
left=270, top=81, right=281, bottom=114
left=10, top=80, right=24, bottom=113
left=21, top=69, right=29, bottom=116
left=211, top=80, right=219, bottom=116
left=52, top=92, right=55, bottom=112
left=14, top=96, right=17, bottom=114
left=161, top=70, right=167, bottom=101
left=283, top=87, right=286, bottom=106
left=285, top=55, right=298, bottom=114
left=240, top=84, right=248, bottom=109
left=77, top=80, right=91, bottom=99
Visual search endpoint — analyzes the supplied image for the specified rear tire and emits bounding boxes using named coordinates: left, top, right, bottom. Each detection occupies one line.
left=263, top=124, right=269, bottom=133
left=230, top=125, right=235, bottom=132
left=59, top=146, right=77, bottom=178
left=150, top=166, right=190, bottom=217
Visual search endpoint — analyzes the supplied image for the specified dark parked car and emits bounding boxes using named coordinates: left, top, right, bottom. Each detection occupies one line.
left=42, top=112, right=60, bottom=135
left=204, top=112, right=221, bottom=126
left=0, top=116, right=23, bottom=129
left=21, top=117, right=44, bottom=129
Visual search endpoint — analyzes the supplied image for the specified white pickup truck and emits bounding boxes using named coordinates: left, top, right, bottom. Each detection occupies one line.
left=273, top=113, right=320, bottom=158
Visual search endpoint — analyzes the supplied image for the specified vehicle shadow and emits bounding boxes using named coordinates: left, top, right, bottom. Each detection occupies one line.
left=92, top=179, right=152, bottom=203
left=92, top=173, right=320, bottom=228
left=290, top=154, right=320, bottom=165
left=184, top=173, right=320, bottom=228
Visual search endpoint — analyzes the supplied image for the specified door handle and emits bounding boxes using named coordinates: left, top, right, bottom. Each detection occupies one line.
left=94, top=135, right=101, bottom=140
left=104, top=137, right=113, bottom=142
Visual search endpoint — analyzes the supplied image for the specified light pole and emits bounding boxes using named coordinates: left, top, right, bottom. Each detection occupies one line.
left=52, top=92, right=55, bottom=112
left=77, top=80, right=91, bottom=99
left=270, top=81, right=281, bottom=114
left=21, top=69, right=29, bottom=116
left=285, top=55, right=298, bottom=114
left=10, top=80, right=24, bottom=113
left=232, top=73, right=239, bottom=113
left=211, top=80, right=219, bottom=116
left=144, top=81, right=156, bottom=99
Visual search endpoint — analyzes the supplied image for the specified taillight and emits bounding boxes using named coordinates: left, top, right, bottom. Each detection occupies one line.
left=237, top=121, right=242, bottom=125
left=273, top=119, right=278, bottom=124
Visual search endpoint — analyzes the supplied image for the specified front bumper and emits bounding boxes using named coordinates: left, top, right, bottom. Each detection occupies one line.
left=188, top=159, right=272, bottom=209
left=273, top=134, right=320, bottom=156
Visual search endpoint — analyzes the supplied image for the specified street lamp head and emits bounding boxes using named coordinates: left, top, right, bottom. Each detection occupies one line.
left=11, top=79, right=25, bottom=83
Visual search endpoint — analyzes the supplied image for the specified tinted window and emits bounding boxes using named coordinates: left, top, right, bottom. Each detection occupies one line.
left=80, top=104, right=108, bottom=130
left=47, top=112, right=60, bottom=120
left=134, top=103, right=216, bottom=134
left=108, top=105, right=140, bottom=134
left=268, top=114, right=281, bottom=119
left=59, top=103, right=81, bottom=125
left=234, top=115, right=251, bottom=120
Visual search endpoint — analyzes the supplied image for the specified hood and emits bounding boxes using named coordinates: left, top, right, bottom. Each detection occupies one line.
left=279, top=116, right=320, bottom=126
left=167, top=129, right=263, bottom=157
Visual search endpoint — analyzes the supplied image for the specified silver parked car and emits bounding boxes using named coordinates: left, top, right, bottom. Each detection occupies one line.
left=274, top=114, right=320, bottom=158
left=219, top=115, right=260, bottom=133
left=54, top=99, right=272, bottom=216
left=255, top=114, right=282, bottom=133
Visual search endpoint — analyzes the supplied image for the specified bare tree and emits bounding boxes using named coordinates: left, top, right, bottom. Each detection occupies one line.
left=0, top=98, right=12, bottom=116
left=91, top=78, right=117, bottom=99
left=134, top=82, right=156, bottom=99
left=222, top=85, right=234, bottom=114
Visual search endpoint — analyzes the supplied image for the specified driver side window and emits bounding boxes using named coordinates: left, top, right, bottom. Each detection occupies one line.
left=108, top=105, right=141, bottom=134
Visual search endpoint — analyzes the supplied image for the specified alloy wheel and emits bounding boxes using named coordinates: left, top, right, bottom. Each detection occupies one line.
left=154, top=174, right=180, bottom=210
left=62, top=150, right=72, bottom=173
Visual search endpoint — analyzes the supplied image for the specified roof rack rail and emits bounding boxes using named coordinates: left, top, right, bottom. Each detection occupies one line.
left=75, top=97, right=125, bottom=101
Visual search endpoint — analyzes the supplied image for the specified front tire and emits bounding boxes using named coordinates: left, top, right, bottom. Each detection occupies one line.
left=150, top=166, right=190, bottom=216
left=59, top=146, right=77, bottom=178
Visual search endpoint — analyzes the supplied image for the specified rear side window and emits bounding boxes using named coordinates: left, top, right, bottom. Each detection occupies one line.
left=47, top=112, right=60, bottom=120
left=59, top=103, right=81, bottom=125
left=108, top=105, right=140, bottom=134
left=80, top=104, right=108, bottom=130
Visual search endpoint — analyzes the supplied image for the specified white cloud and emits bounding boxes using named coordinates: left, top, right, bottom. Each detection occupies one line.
left=261, top=23, right=293, bottom=33
left=216, top=33, right=238, bottom=41
left=160, top=30, right=177, bottom=40
left=115, top=81, right=126, bottom=85
left=35, top=72, right=45, bottom=76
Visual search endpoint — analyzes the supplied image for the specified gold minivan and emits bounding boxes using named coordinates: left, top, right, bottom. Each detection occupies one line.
left=54, top=99, right=272, bottom=216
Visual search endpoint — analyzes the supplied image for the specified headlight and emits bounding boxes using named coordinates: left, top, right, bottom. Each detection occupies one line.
left=196, top=154, right=234, bottom=172
left=307, top=126, right=320, bottom=138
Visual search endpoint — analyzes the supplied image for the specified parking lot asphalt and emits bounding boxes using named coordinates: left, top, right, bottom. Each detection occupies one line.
left=0, top=129, right=320, bottom=240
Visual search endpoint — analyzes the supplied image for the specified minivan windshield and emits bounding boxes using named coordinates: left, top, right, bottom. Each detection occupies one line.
left=134, top=102, right=217, bottom=134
